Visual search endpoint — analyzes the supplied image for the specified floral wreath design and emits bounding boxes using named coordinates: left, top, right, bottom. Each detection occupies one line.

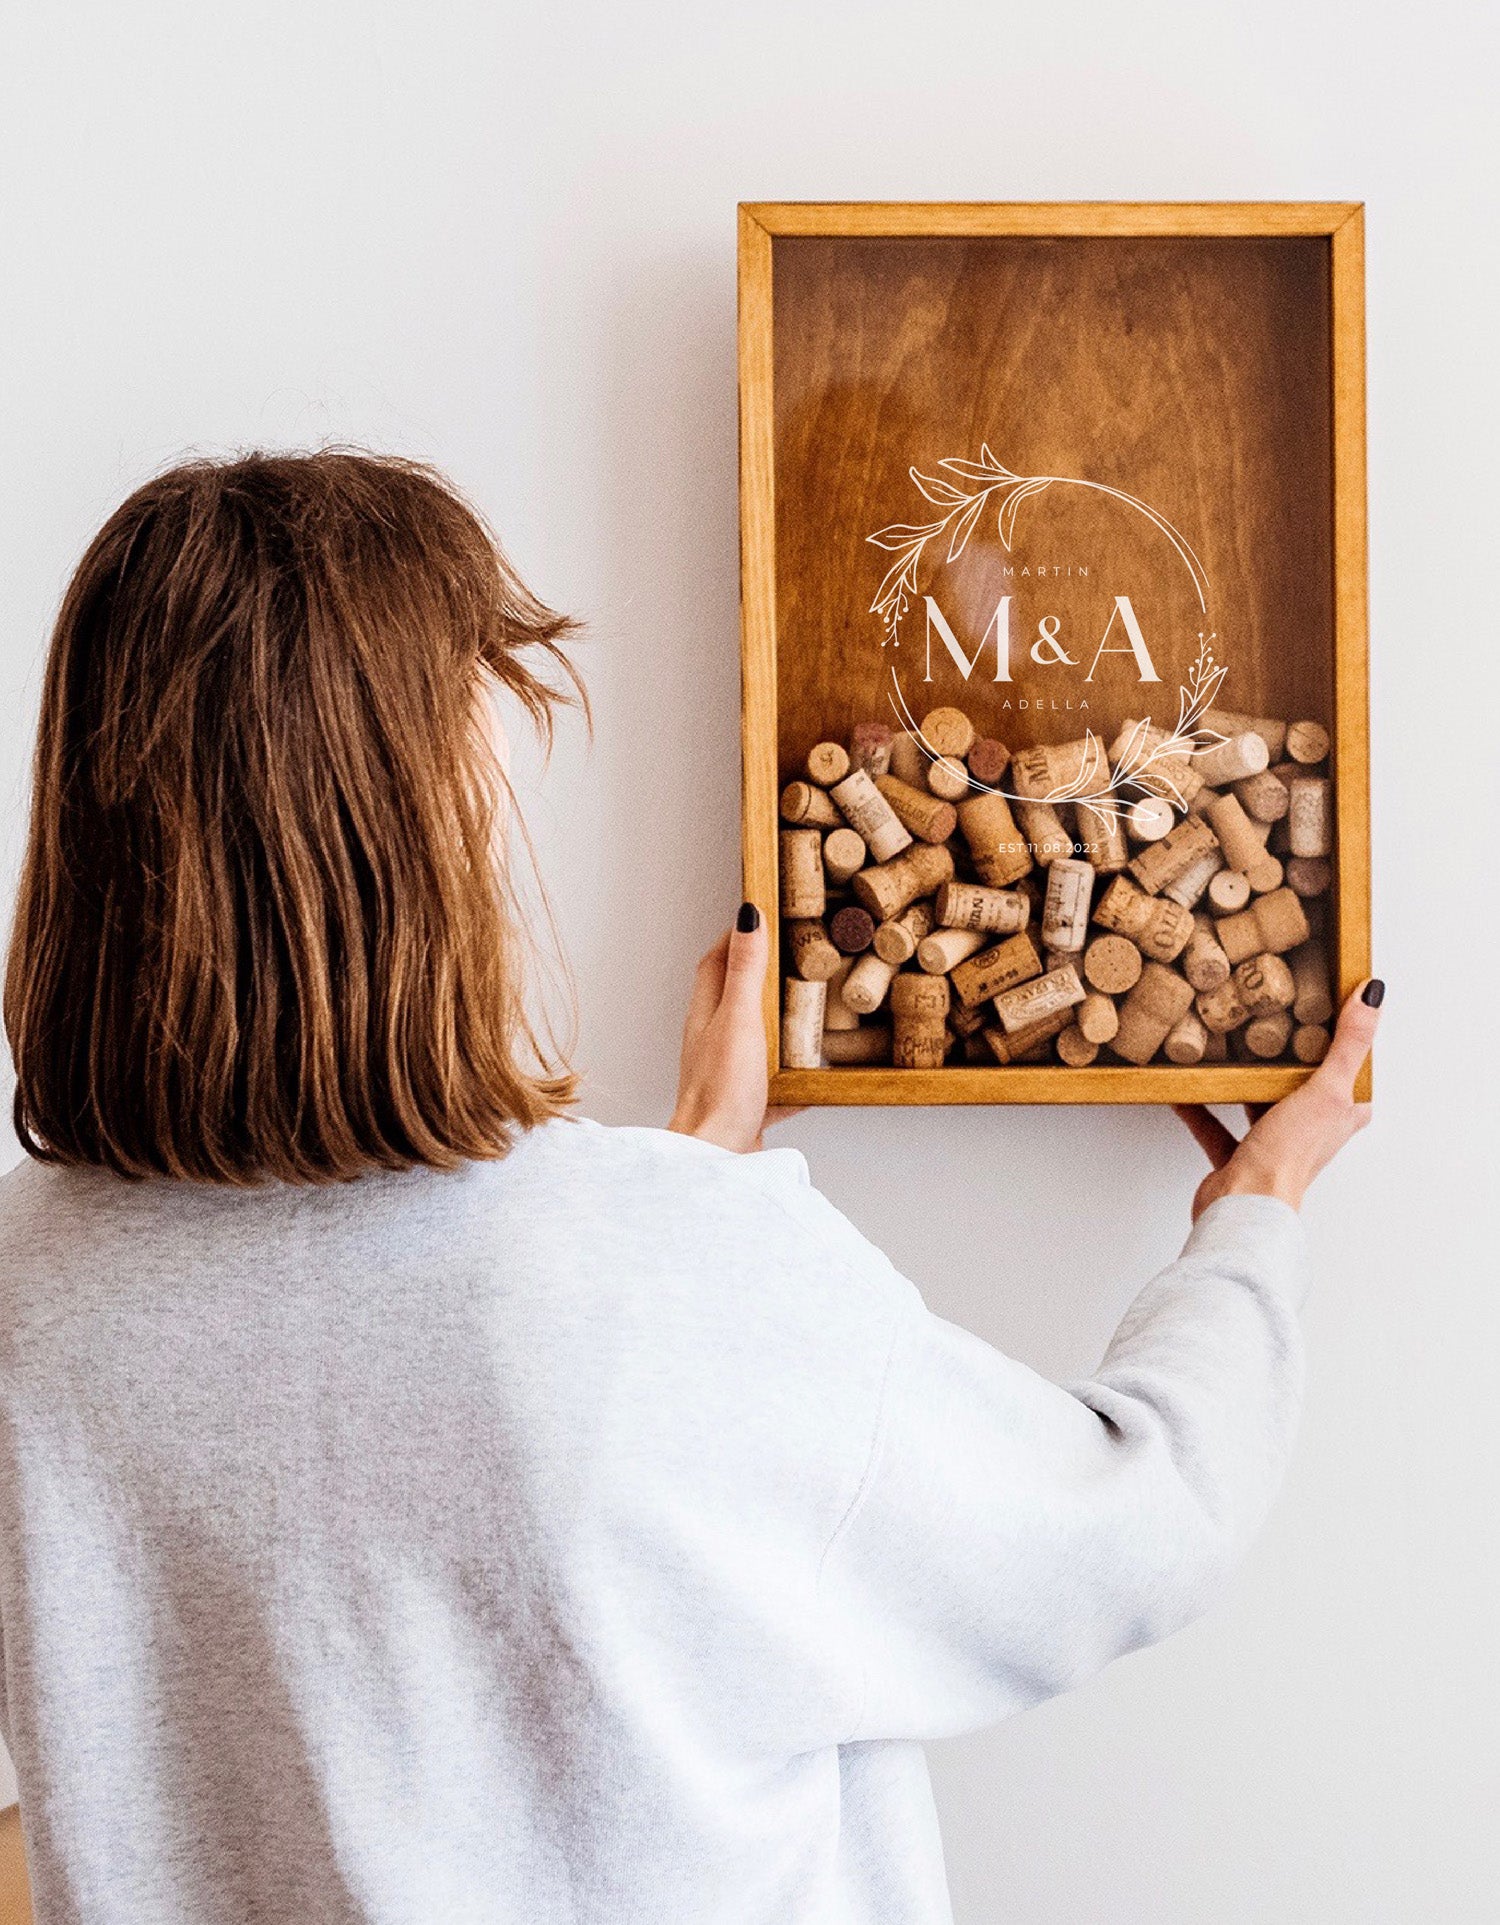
left=866, top=444, right=1225, bottom=825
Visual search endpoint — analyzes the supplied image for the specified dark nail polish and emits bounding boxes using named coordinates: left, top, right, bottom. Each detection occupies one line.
left=737, top=901, right=760, bottom=933
left=1361, top=978, right=1385, bottom=1007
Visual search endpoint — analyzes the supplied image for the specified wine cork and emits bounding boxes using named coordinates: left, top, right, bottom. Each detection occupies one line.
left=1128, top=814, right=1219, bottom=896
left=872, top=898, right=934, bottom=965
left=916, top=927, right=987, bottom=975
left=1207, top=868, right=1252, bottom=914
left=1287, top=776, right=1333, bottom=858
left=920, top=706, right=976, bottom=759
left=1289, top=939, right=1334, bottom=1025
left=1194, top=729, right=1270, bottom=788
left=957, top=791, right=1034, bottom=887
left=1077, top=991, right=1119, bottom=1044
left=1017, top=800, right=1074, bottom=866
left=927, top=755, right=970, bottom=801
left=1162, top=842, right=1225, bottom=909
left=1073, top=797, right=1130, bottom=874
left=1293, top=1023, right=1331, bottom=1065
left=1008, top=745, right=1056, bottom=800
left=934, top=881, right=1029, bottom=935
left=848, top=722, right=893, bottom=777
left=822, top=958, right=860, bottom=1031
left=1008, top=736, right=1098, bottom=801
left=842, top=951, right=898, bottom=1015
left=822, top=827, right=867, bottom=885
left=806, top=741, right=850, bottom=786
left=850, top=841, right=954, bottom=921
left=1215, top=886, right=1311, bottom=966
left=1093, top=876, right=1193, bottom=963
left=1284, top=856, right=1332, bottom=898
left=1083, top=932, right=1143, bottom=994
left=780, top=828, right=826, bottom=919
left=787, top=918, right=843, bottom=981
left=1202, top=1028, right=1229, bottom=1063
left=1112, top=963, right=1195, bottom=1065
left=887, top=730, right=925, bottom=785
left=1286, top=719, right=1330, bottom=764
left=993, top=964, right=1085, bottom=1035
left=950, top=930, right=1044, bottom=1008
left=966, top=737, right=1011, bottom=786
left=1109, top=719, right=1204, bottom=805
left=780, top=781, right=841, bottom=829
left=982, top=1006, right=1074, bottom=1063
left=1041, top=858, right=1095, bottom=952
left=831, top=768, right=913, bottom=862
left=1056, top=1024, right=1099, bottom=1067
left=891, top=972, right=950, bottom=1067
left=1196, top=952, right=1297, bottom=1033
left=1203, top=792, right=1282, bottom=893
left=1242, top=1008, right=1294, bottom=1058
left=948, top=998, right=987, bottom=1037
left=1163, top=1008, right=1210, bottom=1064
left=874, top=773, right=958, bottom=845
left=1232, top=768, right=1290, bottom=823
left=822, top=1025, right=892, bottom=1065
left=828, top=905, right=876, bottom=956
left=1182, top=912, right=1231, bottom=992
left=1249, top=854, right=1285, bottom=896
left=781, top=978, right=826, bottom=1068
left=1126, top=796, right=1175, bottom=843
left=1202, top=706, right=1288, bottom=765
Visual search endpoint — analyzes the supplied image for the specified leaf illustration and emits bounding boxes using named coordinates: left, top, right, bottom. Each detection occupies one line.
left=909, top=467, right=970, bottom=507
left=1110, top=715, right=1153, bottom=778
left=867, top=521, right=944, bottom=550
left=997, top=477, right=1050, bottom=551
left=946, top=493, right=988, bottom=563
left=979, top=443, right=1016, bottom=479
left=938, top=458, right=1006, bottom=482
left=871, top=550, right=920, bottom=617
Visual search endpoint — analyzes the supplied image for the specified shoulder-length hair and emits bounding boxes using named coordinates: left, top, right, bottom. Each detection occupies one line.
left=5, top=449, right=585, bottom=1183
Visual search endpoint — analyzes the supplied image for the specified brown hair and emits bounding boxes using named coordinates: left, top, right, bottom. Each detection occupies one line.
left=5, top=449, right=585, bottom=1183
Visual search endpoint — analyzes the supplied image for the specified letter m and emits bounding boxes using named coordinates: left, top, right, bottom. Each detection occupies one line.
left=924, top=595, right=1012, bottom=682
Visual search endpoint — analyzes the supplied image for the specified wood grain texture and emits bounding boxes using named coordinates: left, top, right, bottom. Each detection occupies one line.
left=738, top=208, right=782, bottom=1067
left=738, top=203, right=1369, bottom=1105
left=1329, top=208, right=1374, bottom=1101
left=744, top=202, right=1360, bottom=238
left=770, top=1064, right=1311, bottom=1106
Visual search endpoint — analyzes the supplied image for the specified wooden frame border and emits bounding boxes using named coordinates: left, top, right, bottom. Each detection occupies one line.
left=738, top=202, right=1370, bottom=1106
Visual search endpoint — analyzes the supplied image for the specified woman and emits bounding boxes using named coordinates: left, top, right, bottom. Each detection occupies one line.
left=0, top=451, right=1379, bottom=1925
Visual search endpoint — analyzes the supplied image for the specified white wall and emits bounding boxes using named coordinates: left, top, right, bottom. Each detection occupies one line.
left=2, top=1, right=1497, bottom=1915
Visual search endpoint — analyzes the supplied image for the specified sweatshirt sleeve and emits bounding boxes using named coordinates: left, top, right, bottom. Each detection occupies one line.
left=813, top=1192, right=1308, bottom=1744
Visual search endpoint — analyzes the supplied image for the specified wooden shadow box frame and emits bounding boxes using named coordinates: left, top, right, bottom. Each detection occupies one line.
left=739, top=201, right=1370, bottom=1106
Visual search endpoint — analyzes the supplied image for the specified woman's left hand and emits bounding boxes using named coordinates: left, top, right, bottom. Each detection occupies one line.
left=669, top=904, right=794, bottom=1153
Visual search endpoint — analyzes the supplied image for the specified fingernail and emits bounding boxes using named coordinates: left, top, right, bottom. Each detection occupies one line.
left=737, top=901, right=760, bottom=933
left=1361, top=978, right=1385, bottom=1007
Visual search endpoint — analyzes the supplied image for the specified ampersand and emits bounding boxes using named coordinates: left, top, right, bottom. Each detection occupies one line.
left=1030, top=614, right=1078, bottom=667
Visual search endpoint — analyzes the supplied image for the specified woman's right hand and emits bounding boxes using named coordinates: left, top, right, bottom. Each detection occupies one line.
left=1174, top=980, right=1383, bottom=1218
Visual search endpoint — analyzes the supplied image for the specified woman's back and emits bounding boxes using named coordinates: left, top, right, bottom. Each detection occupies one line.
left=0, top=1116, right=938, bottom=1924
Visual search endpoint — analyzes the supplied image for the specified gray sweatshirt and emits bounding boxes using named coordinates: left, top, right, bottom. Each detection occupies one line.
left=0, top=1115, right=1306, bottom=1925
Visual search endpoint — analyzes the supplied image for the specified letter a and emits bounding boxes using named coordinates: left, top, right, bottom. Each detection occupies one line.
left=1084, top=595, right=1162, bottom=683
left=924, top=595, right=1012, bottom=682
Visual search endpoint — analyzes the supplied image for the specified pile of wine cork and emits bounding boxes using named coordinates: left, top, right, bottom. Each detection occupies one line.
left=778, top=706, right=1337, bottom=1073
